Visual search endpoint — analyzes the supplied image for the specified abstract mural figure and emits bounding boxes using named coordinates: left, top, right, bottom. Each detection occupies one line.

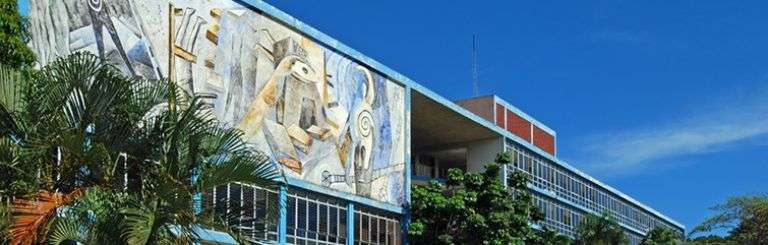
left=27, top=0, right=406, bottom=206
left=86, top=0, right=137, bottom=76
left=352, top=65, right=376, bottom=196
left=238, top=37, right=325, bottom=174
left=239, top=38, right=317, bottom=140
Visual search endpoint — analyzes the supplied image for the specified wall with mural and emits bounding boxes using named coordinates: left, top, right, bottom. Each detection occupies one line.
left=27, top=0, right=407, bottom=206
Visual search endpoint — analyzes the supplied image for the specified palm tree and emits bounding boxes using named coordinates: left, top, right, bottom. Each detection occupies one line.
left=536, top=227, right=572, bottom=245
left=574, top=212, right=628, bottom=245
left=0, top=52, right=282, bottom=244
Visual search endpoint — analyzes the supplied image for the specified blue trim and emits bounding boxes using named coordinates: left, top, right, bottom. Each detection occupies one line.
left=278, top=185, right=288, bottom=244
left=233, top=0, right=682, bottom=230
left=347, top=202, right=355, bottom=245
left=403, top=87, right=412, bottom=245
left=501, top=136, right=509, bottom=187
left=285, top=176, right=403, bottom=214
left=402, top=206, right=411, bottom=245
left=193, top=227, right=239, bottom=245
left=404, top=87, right=412, bottom=204
left=170, top=225, right=238, bottom=245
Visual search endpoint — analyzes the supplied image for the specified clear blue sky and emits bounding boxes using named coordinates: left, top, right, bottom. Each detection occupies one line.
left=18, top=0, right=768, bottom=235
left=263, top=0, right=768, bottom=234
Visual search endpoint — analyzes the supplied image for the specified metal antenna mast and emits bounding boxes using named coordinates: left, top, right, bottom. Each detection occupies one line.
left=472, top=34, right=479, bottom=97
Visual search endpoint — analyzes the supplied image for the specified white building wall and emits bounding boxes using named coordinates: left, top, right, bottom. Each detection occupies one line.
left=466, top=137, right=504, bottom=173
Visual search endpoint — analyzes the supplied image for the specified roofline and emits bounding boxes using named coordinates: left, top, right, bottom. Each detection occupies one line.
left=493, top=95, right=557, bottom=136
left=453, top=94, right=557, bottom=136
left=235, top=0, right=684, bottom=230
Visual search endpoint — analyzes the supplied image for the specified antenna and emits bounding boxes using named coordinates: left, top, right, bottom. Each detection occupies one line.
left=472, top=34, right=479, bottom=97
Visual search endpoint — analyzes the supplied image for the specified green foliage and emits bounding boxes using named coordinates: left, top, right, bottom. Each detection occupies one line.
left=641, top=227, right=682, bottom=245
left=535, top=227, right=572, bottom=245
left=0, top=66, right=38, bottom=197
left=47, top=187, right=137, bottom=244
left=408, top=152, right=541, bottom=245
left=0, top=52, right=282, bottom=243
left=0, top=198, right=9, bottom=243
left=0, top=0, right=36, bottom=68
left=690, top=194, right=768, bottom=245
left=685, top=235, right=737, bottom=245
left=574, top=212, right=628, bottom=245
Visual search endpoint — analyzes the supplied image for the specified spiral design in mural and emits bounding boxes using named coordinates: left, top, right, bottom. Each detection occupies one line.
left=357, top=109, right=373, bottom=137
left=88, top=0, right=103, bottom=11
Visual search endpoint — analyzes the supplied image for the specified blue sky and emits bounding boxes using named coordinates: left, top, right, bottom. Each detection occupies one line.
left=263, top=0, right=768, bottom=235
left=18, top=0, right=767, bottom=236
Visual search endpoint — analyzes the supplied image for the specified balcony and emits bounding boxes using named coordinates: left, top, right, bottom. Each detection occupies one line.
left=410, top=91, right=504, bottom=184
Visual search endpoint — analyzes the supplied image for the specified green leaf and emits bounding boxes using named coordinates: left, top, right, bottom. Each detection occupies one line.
left=47, top=218, right=86, bottom=245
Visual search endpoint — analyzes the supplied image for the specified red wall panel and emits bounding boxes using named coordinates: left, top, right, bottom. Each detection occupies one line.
left=506, top=109, right=532, bottom=142
left=456, top=96, right=495, bottom=123
left=495, top=103, right=506, bottom=129
left=533, top=125, right=556, bottom=155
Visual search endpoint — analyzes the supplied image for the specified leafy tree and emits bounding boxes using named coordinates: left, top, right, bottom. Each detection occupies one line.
left=690, top=194, right=768, bottom=245
left=574, top=212, right=628, bottom=245
left=535, top=227, right=571, bottom=245
left=641, top=226, right=682, bottom=245
left=0, top=52, right=281, bottom=244
left=0, top=0, right=36, bottom=68
left=685, top=235, right=736, bottom=245
left=408, top=152, right=541, bottom=245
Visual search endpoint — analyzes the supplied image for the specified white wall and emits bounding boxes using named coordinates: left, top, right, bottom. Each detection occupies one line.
left=466, top=137, right=504, bottom=173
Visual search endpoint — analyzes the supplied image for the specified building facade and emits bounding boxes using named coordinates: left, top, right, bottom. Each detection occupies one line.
left=25, top=0, right=683, bottom=244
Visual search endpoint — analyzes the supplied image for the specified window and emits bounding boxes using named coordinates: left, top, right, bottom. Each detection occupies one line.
left=286, top=190, right=347, bottom=244
left=355, top=207, right=401, bottom=245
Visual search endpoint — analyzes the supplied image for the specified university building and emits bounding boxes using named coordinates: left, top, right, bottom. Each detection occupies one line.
left=25, top=0, right=684, bottom=244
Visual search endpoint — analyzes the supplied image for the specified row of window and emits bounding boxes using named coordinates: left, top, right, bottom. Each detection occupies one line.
left=204, top=183, right=401, bottom=245
left=533, top=187, right=663, bottom=245
left=534, top=195, right=582, bottom=238
left=286, top=189, right=349, bottom=244
left=506, top=141, right=682, bottom=237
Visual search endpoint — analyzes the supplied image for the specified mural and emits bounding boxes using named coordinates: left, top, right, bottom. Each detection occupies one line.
left=27, top=0, right=407, bottom=206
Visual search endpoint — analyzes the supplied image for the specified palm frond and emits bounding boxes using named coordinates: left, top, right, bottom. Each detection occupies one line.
left=61, top=88, right=87, bottom=129
left=131, top=79, right=169, bottom=118
left=32, top=52, right=133, bottom=137
left=197, top=150, right=279, bottom=192
left=46, top=218, right=86, bottom=245
left=1, top=198, right=11, bottom=243
left=0, top=65, right=27, bottom=141
left=121, top=206, right=155, bottom=245
left=9, top=189, right=84, bottom=245
left=197, top=126, right=281, bottom=191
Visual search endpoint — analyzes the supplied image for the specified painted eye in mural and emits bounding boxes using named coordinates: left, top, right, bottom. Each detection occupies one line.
left=88, top=0, right=103, bottom=11
left=291, top=61, right=316, bottom=82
